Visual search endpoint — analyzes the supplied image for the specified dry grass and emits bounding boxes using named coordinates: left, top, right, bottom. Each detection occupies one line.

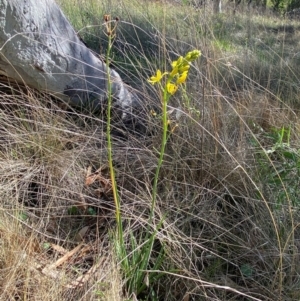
left=1, top=0, right=300, bottom=300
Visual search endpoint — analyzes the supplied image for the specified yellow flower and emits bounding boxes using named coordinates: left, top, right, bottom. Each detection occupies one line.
left=148, top=70, right=167, bottom=84
left=176, top=71, right=188, bottom=84
left=167, top=83, right=178, bottom=95
left=149, top=50, right=200, bottom=95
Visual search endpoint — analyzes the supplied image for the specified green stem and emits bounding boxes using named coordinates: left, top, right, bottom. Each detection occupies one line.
left=105, top=34, right=124, bottom=249
left=151, top=82, right=171, bottom=218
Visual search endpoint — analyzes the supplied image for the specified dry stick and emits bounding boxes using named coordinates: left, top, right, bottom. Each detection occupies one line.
left=42, top=243, right=84, bottom=272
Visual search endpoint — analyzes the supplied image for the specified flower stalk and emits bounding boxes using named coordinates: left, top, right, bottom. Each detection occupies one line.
left=148, top=50, right=201, bottom=214
left=103, top=15, right=126, bottom=256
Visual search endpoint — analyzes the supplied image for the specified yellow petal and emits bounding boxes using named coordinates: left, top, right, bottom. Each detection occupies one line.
left=148, top=70, right=162, bottom=84
left=166, top=83, right=178, bottom=95
left=147, top=78, right=157, bottom=85
left=176, top=71, right=188, bottom=84
left=153, top=70, right=162, bottom=80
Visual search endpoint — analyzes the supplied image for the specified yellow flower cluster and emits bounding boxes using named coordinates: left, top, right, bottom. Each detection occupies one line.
left=148, top=50, right=201, bottom=95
